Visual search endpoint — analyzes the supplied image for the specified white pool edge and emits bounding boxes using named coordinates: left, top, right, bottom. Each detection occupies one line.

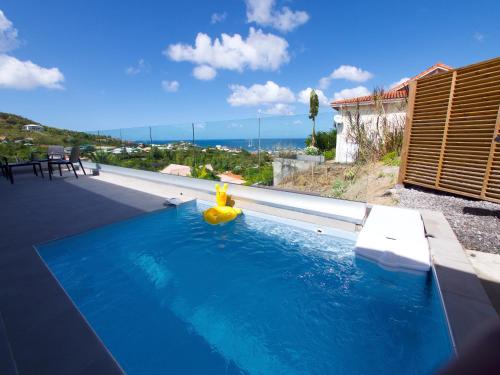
left=82, top=162, right=367, bottom=225
left=195, top=199, right=358, bottom=242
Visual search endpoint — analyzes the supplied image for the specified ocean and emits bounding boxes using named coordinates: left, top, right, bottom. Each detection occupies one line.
left=146, top=138, right=307, bottom=151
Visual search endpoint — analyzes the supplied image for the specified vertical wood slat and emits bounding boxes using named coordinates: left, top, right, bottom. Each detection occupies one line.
left=401, top=56, right=500, bottom=203
left=435, top=71, right=457, bottom=188
left=481, top=105, right=500, bottom=198
left=397, top=80, right=417, bottom=184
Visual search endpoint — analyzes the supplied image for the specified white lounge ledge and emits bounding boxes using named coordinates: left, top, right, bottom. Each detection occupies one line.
left=82, top=162, right=367, bottom=224
left=354, top=205, right=430, bottom=272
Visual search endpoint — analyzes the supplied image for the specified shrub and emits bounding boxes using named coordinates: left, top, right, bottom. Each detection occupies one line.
left=305, top=129, right=337, bottom=152
left=243, top=164, right=273, bottom=186
left=304, top=146, right=319, bottom=155
left=323, top=149, right=335, bottom=160
left=331, top=179, right=349, bottom=198
left=343, top=165, right=359, bottom=181
left=192, top=165, right=217, bottom=180
left=91, top=150, right=115, bottom=164
left=381, top=151, right=400, bottom=166
left=344, top=88, right=405, bottom=164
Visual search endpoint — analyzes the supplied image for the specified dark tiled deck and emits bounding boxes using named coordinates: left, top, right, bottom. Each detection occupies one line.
left=0, top=172, right=167, bottom=374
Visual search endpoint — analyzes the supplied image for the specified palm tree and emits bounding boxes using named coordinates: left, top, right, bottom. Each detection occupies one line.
left=309, top=89, right=319, bottom=147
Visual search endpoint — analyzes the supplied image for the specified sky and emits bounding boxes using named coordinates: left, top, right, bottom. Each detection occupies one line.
left=0, top=0, right=499, bottom=135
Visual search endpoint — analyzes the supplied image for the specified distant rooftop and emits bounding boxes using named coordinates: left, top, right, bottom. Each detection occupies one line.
left=160, top=164, right=192, bottom=177
left=217, top=171, right=246, bottom=185
left=23, top=124, right=44, bottom=131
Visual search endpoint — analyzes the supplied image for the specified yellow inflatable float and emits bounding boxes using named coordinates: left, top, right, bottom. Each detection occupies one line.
left=203, top=183, right=242, bottom=225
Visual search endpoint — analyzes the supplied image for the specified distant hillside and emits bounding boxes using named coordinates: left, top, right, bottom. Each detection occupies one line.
left=0, top=112, right=119, bottom=147
left=0, top=113, right=41, bottom=128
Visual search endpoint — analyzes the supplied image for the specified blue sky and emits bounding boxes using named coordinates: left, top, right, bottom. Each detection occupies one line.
left=0, top=0, right=498, bottom=134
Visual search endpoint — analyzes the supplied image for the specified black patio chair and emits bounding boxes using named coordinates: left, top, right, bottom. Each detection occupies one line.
left=0, top=157, right=8, bottom=180
left=48, top=147, right=86, bottom=180
left=31, top=146, right=69, bottom=175
left=1, top=156, right=44, bottom=184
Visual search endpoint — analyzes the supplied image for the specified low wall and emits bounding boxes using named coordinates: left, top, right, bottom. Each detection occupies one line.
left=272, top=156, right=323, bottom=185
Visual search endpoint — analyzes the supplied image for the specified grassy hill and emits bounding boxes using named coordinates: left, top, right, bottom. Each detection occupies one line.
left=0, top=112, right=119, bottom=161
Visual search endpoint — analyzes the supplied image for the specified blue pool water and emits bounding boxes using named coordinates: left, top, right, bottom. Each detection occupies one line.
left=38, top=203, right=452, bottom=374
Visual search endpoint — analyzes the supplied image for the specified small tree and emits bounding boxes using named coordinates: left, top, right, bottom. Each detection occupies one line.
left=309, top=89, right=319, bottom=147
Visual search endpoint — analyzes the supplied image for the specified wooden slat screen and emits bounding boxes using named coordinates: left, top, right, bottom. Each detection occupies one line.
left=399, top=57, right=500, bottom=203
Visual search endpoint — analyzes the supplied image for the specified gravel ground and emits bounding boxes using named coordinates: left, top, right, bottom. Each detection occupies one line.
left=394, top=186, right=500, bottom=254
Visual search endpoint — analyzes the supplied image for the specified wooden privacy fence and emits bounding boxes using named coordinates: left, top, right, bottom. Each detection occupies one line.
left=398, top=57, right=500, bottom=203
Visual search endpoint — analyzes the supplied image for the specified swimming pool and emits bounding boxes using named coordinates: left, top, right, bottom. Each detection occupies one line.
left=37, top=202, right=452, bottom=374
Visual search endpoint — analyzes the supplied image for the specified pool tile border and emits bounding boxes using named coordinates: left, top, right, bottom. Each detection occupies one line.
left=421, top=209, right=499, bottom=355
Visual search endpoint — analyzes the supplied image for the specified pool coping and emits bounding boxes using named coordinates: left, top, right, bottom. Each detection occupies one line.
left=420, top=209, right=499, bottom=354
left=90, top=170, right=362, bottom=233
left=82, top=162, right=368, bottom=225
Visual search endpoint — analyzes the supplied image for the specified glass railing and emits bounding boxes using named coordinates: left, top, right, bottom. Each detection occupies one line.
left=82, top=112, right=402, bottom=204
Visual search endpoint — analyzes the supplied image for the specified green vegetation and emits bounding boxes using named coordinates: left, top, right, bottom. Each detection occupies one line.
left=91, top=144, right=274, bottom=185
left=381, top=151, right=401, bottom=166
left=323, top=149, right=335, bottom=161
left=242, top=163, right=273, bottom=185
left=0, top=111, right=275, bottom=185
left=343, top=165, right=360, bottom=181
left=0, top=112, right=119, bottom=161
left=308, top=89, right=319, bottom=147
left=305, top=129, right=337, bottom=152
left=331, top=179, right=349, bottom=198
left=304, top=146, right=319, bottom=155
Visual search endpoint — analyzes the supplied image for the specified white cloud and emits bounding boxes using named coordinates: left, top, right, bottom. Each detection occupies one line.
left=0, top=10, right=19, bottom=53
left=333, top=86, right=371, bottom=101
left=125, top=58, right=148, bottom=75
left=474, top=32, right=484, bottom=42
left=165, top=27, right=289, bottom=79
left=297, top=87, right=329, bottom=106
left=0, top=10, right=64, bottom=91
left=319, top=65, right=373, bottom=89
left=263, top=103, right=294, bottom=115
left=389, top=77, right=409, bottom=89
left=0, top=54, right=64, bottom=90
left=211, top=12, right=227, bottom=24
left=227, top=80, right=295, bottom=106
left=161, top=80, right=179, bottom=92
left=193, top=65, right=217, bottom=80
left=245, top=0, right=309, bottom=32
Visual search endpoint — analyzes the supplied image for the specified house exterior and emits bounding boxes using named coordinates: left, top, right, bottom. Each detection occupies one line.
left=23, top=124, right=44, bottom=132
left=331, top=63, right=452, bottom=163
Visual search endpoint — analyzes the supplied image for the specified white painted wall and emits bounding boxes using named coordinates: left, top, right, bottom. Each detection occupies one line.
left=335, top=101, right=406, bottom=163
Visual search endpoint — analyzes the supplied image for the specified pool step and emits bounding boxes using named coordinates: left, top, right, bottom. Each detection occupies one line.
left=0, top=312, right=19, bottom=375
left=354, top=205, right=430, bottom=272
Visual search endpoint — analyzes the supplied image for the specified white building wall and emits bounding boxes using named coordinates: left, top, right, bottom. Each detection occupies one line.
left=335, top=101, right=406, bottom=163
